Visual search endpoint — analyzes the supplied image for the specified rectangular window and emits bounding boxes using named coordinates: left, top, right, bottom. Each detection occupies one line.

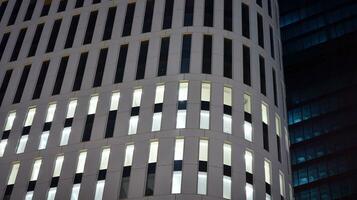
left=30, top=159, right=42, bottom=181
left=0, top=139, right=7, bottom=157
left=279, top=171, right=285, bottom=197
left=47, top=188, right=57, bottom=200
left=199, top=139, right=208, bottom=161
left=172, top=138, right=184, bottom=194
left=105, top=92, right=120, bottom=138
left=245, top=150, right=253, bottom=174
left=7, top=0, right=22, bottom=25
left=269, top=26, right=275, bottom=59
left=0, top=69, right=12, bottom=106
left=76, top=151, right=87, bottom=173
left=201, top=83, right=210, bottom=102
left=114, top=44, right=128, bottom=83
left=40, top=0, right=51, bottom=16
left=246, top=183, right=254, bottom=200
left=243, top=45, right=251, bottom=85
left=102, top=7, right=116, bottom=40
left=60, top=127, right=71, bottom=146
left=100, top=148, right=110, bottom=170
left=83, top=94, right=96, bottom=141
left=25, top=192, right=33, bottom=200
left=256, top=0, right=262, bottom=7
left=0, top=32, right=10, bottom=61
left=67, top=100, right=78, bottom=118
left=10, top=28, right=27, bottom=62
left=132, top=88, right=142, bottom=107
left=223, top=176, right=231, bottom=199
left=223, top=87, right=232, bottom=106
left=200, top=110, right=210, bottom=129
left=94, top=180, right=105, bottom=200
left=52, top=56, right=69, bottom=95
left=122, top=3, right=136, bottom=37
left=223, top=114, right=232, bottom=134
left=223, top=143, right=231, bottom=166
left=184, top=0, right=194, bottom=26
left=93, top=48, right=108, bottom=87
left=38, top=131, right=49, bottom=150
left=110, top=91, right=120, bottom=111
left=64, top=15, right=80, bottom=49
left=4, top=112, right=16, bottom=132
left=128, top=116, right=139, bottom=135
left=224, top=38, right=232, bottom=78
left=120, top=146, right=132, bottom=198
left=242, top=3, right=250, bottom=38
left=162, top=0, right=174, bottom=29
left=200, top=82, right=210, bottom=129
left=152, top=113, right=162, bottom=132
left=223, top=87, right=232, bottom=134
left=202, top=35, right=212, bottom=74
left=171, top=171, right=182, bottom=194
left=142, top=0, right=155, bottom=33
left=124, top=145, right=134, bottom=167
left=72, top=52, right=88, bottom=91
left=53, top=155, right=64, bottom=177
left=244, top=121, right=252, bottom=142
left=148, top=141, right=159, bottom=163
left=257, top=13, right=264, bottom=48
left=176, top=110, right=186, bottom=129
left=157, top=37, right=170, bottom=76
left=13, top=65, right=31, bottom=104
left=181, top=35, right=192, bottom=73
left=262, top=103, right=269, bottom=124
left=174, top=138, right=184, bottom=161
left=75, top=0, right=84, bottom=8
left=198, top=139, right=208, bottom=195
left=178, top=82, right=188, bottom=101
left=32, top=60, right=49, bottom=99
left=46, top=103, right=57, bottom=123
left=88, top=95, right=99, bottom=115
left=8, top=162, right=20, bottom=185
left=57, top=0, right=68, bottom=12
left=272, top=69, right=278, bottom=106
left=259, top=56, right=266, bottom=95
left=268, top=0, right=272, bottom=17
left=28, top=23, right=44, bottom=57
left=224, top=0, right=232, bottom=31
left=154, top=85, right=165, bottom=104
left=71, top=184, right=81, bottom=200
left=25, top=107, right=36, bottom=127
left=46, top=19, right=62, bottom=53
left=0, top=1, right=8, bottom=22
left=264, top=160, right=271, bottom=184
left=83, top=11, right=98, bottom=44
left=204, top=0, right=214, bottom=27
left=136, top=41, right=149, bottom=80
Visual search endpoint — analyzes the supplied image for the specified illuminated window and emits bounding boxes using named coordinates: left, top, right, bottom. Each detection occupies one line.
left=99, top=148, right=110, bottom=170
left=201, top=83, right=211, bottom=102
left=244, top=121, right=252, bottom=141
left=171, top=171, right=182, bottom=194
left=224, top=87, right=232, bottom=106
left=178, top=82, right=188, bottom=101
left=128, top=116, right=139, bottom=135
left=88, top=95, right=99, bottom=115
left=16, top=135, right=28, bottom=154
left=262, top=103, right=269, bottom=124
left=53, top=155, right=64, bottom=177
left=47, top=187, right=57, bottom=200
left=200, top=110, right=210, bottom=129
left=155, top=85, right=165, bottom=104
left=199, top=140, right=208, bottom=161
left=24, top=107, right=36, bottom=126
left=124, top=144, right=134, bottom=167
left=152, top=113, right=162, bottom=132
left=45, top=103, right=57, bottom=122
left=71, top=184, right=81, bottom=200
left=279, top=171, right=285, bottom=197
left=197, top=171, right=207, bottom=195
left=110, top=91, right=120, bottom=111
left=223, top=175, right=231, bottom=199
left=176, top=110, right=186, bottom=129
left=223, top=114, right=232, bottom=134
left=67, top=100, right=78, bottom=118
left=148, top=141, right=158, bottom=163
left=7, top=162, right=20, bottom=185
left=60, top=127, right=71, bottom=146
left=245, top=150, right=253, bottom=174
left=38, top=131, right=49, bottom=150
left=245, top=183, right=253, bottom=200
left=264, top=160, right=271, bottom=184
left=30, top=159, right=42, bottom=181
left=76, top=151, right=87, bottom=173
left=0, top=139, right=8, bottom=157
left=25, top=191, right=33, bottom=200
left=132, top=88, right=142, bottom=107
left=4, top=111, right=16, bottom=131
left=244, top=94, right=251, bottom=113
left=174, top=138, right=184, bottom=160
left=94, top=180, right=105, bottom=200
left=223, top=144, right=231, bottom=166
left=275, top=115, right=281, bottom=136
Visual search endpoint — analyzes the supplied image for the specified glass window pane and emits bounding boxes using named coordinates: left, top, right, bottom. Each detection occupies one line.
left=199, top=140, right=208, bottom=161
left=244, top=94, right=251, bottom=113
left=176, top=110, right=186, bottom=129
left=224, top=87, right=232, bottom=106
left=245, top=151, right=253, bottom=173
left=174, top=138, right=184, bottom=160
left=94, top=180, right=105, bottom=200
left=244, top=121, right=253, bottom=141
left=4, top=112, right=16, bottom=131
left=148, top=141, right=159, bottom=163
left=223, top=176, right=231, bottom=199
left=110, top=92, right=120, bottom=111
left=8, top=163, right=20, bottom=185
left=46, top=103, right=57, bottom=122
left=0, top=139, right=7, bottom=157
left=128, top=116, right=139, bottom=135
left=25, top=191, right=33, bottom=200
left=275, top=115, right=281, bottom=136
left=245, top=183, right=253, bottom=200
left=279, top=172, right=285, bottom=196
left=25, top=107, right=36, bottom=126
left=100, top=148, right=110, bottom=170
left=201, top=83, right=211, bottom=102
left=88, top=95, right=99, bottom=114
left=76, top=151, right=87, bottom=173
left=197, top=171, right=207, bottom=195
left=155, top=85, right=165, bottom=104
left=171, top=171, right=182, bottom=194
left=67, top=100, right=78, bottom=118
left=223, top=144, right=231, bottom=166
left=200, top=110, right=210, bottom=129
left=16, top=135, right=28, bottom=154
left=71, top=184, right=81, bottom=200
left=31, top=159, right=42, bottom=181
left=264, top=160, right=271, bottom=184
left=47, top=187, right=57, bottom=200
left=60, top=127, right=71, bottom=146
left=178, top=82, right=188, bottom=101
left=124, top=145, right=134, bottom=166
left=132, top=88, right=142, bottom=107
left=38, top=131, right=49, bottom=150
left=223, top=114, right=232, bottom=134
left=262, top=103, right=269, bottom=124
left=152, top=112, right=162, bottom=132
left=53, top=155, right=64, bottom=177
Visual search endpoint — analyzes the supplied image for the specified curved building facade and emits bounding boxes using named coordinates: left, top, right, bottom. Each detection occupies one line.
left=0, top=0, right=291, bottom=199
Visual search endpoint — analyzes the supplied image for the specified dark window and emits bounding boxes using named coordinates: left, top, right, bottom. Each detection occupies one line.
left=28, top=23, right=44, bottom=57
left=204, top=0, right=213, bottom=27
left=136, top=41, right=149, bottom=80
left=180, top=34, right=192, bottom=73
left=0, top=1, right=8, bottom=22
left=268, top=0, right=272, bottom=17
left=92, top=0, right=100, bottom=4
left=40, top=0, right=51, bottom=16
left=57, top=0, right=67, bottom=12
left=269, top=26, right=275, bottom=59
left=52, top=56, right=68, bottom=95
left=224, top=38, right=232, bottom=78
left=242, top=3, right=250, bottom=38
left=75, top=0, right=84, bottom=8
left=46, top=19, right=62, bottom=53
left=83, top=10, right=98, bottom=45
left=184, top=0, right=194, bottom=26
left=243, top=45, right=251, bottom=86
left=277, top=135, right=281, bottom=162
left=114, top=44, right=128, bottom=83
left=162, top=0, right=174, bottom=29
left=105, top=111, right=117, bottom=138
left=65, top=15, right=80, bottom=48
left=263, top=123, right=269, bottom=151
left=103, top=7, right=116, bottom=40
left=145, top=163, right=156, bottom=196
left=32, top=61, right=50, bottom=99
left=157, top=37, right=170, bottom=76
left=119, top=171, right=130, bottom=199
left=256, top=0, right=262, bottom=7
left=224, top=0, right=232, bottom=31
left=259, top=56, right=266, bottom=95
left=82, top=114, right=94, bottom=142
left=73, top=52, right=88, bottom=91
left=93, top=48, right=108, bottom=87
left=202, top=35, right=212, bottom=74
left=272, top=68, right=278, bottom=106
left=24, top=0, right=36, bottom=21
left=142, top=0, right=155, bottom=33
left=0, top=32, right=10, bottom=61
left=0, top=69, right=13, bottom=106
left=10, top=28, right=27, bottom=62
left=7, top=0, right=22, bottom=26
left=13, top=65, right=31, bottom=104
left=257, top=13, right=264, bottom=48
left=122, top=3, right=135, bottom=37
